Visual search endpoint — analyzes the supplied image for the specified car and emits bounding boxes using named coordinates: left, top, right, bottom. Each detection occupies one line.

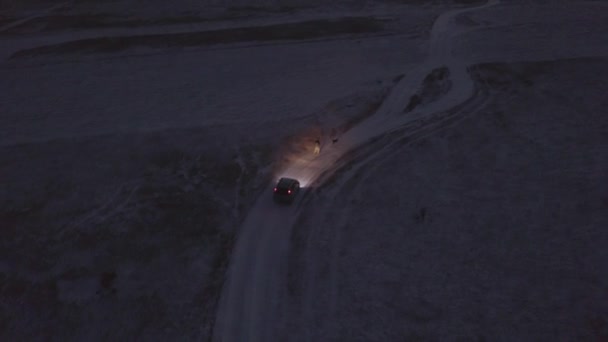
left=273, top=177, right=300, bottom=204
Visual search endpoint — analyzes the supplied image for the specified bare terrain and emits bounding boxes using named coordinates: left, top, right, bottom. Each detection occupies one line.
left=1, top=0, right=607, bottom=340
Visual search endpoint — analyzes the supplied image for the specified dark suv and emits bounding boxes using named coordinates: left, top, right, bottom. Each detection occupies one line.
left=273, top=177, right=300, bottom=204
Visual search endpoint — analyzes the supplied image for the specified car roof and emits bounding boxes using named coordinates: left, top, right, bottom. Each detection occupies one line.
left=277, top=177, right=298, bottom=187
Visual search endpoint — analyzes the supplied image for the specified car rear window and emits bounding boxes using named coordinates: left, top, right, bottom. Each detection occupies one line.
left=277, top=179, right=292, bottom=187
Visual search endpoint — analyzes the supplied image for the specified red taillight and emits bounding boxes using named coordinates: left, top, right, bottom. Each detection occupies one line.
left=288, top=190, right=291, bottom=194
left=274, top=187, right=277, bottom=192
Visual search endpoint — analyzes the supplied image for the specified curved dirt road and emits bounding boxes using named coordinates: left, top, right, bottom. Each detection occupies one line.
left=212, top=1, right=500, bottom=341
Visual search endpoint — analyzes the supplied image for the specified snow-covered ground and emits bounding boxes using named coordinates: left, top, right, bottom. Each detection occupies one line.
left=287, top=58, right=608, bottom=340
left=0, top=1, right=433, bottom=339
left=1, top=0, right=607, bottom=340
